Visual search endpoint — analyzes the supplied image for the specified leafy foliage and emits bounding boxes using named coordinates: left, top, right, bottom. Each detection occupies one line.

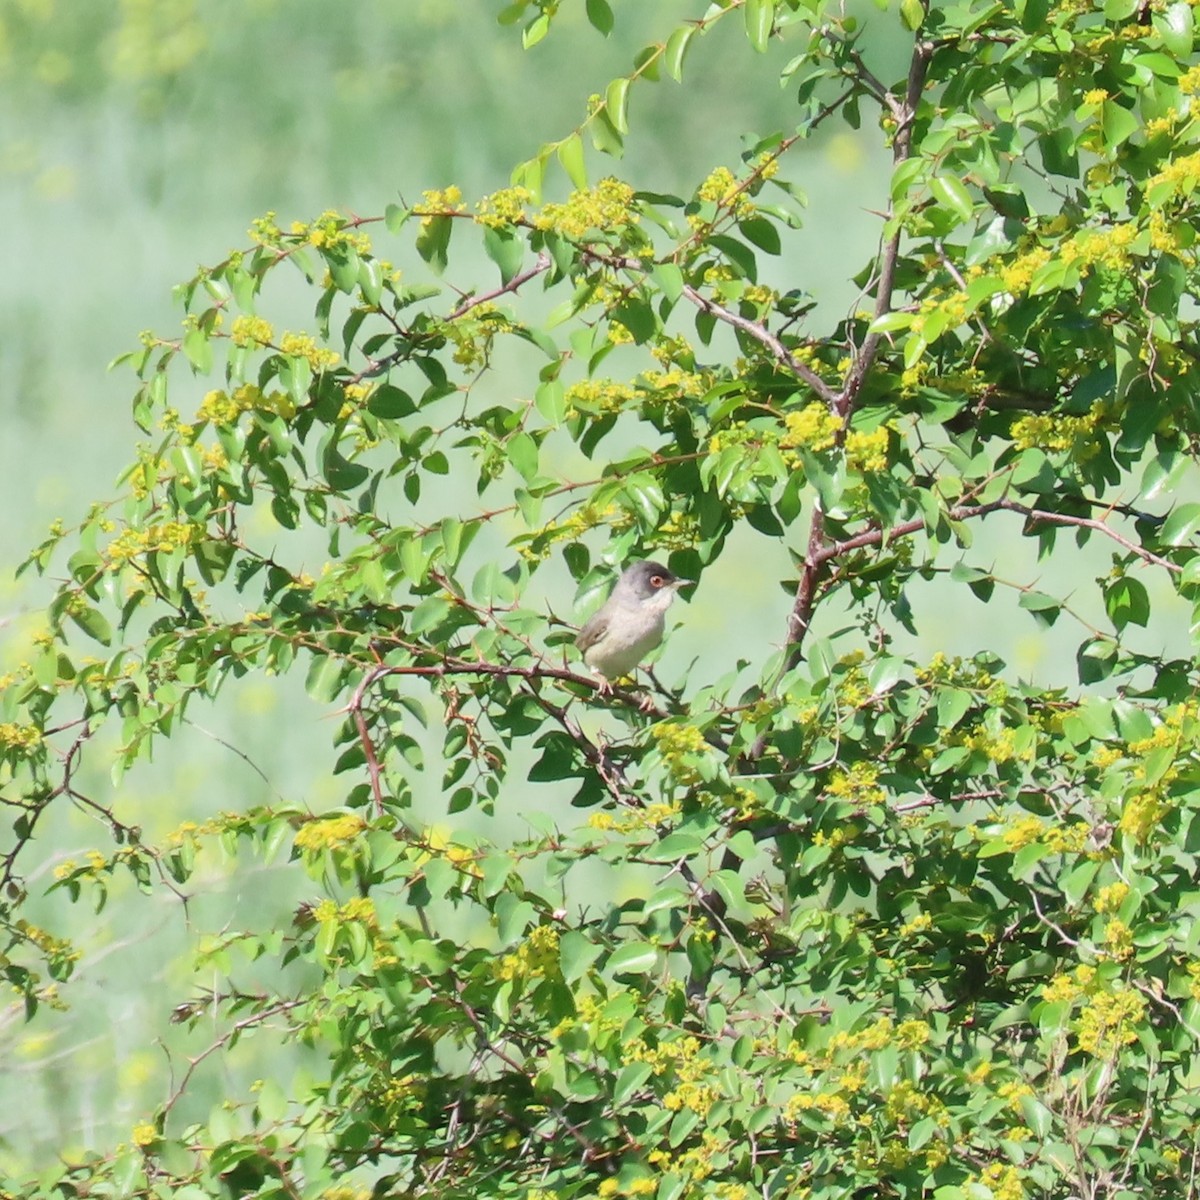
left=6, top=1, right=1200, bottom=1197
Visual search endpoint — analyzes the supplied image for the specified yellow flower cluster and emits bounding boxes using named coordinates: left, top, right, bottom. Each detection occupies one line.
left=998, top=244, right=1053, bottom=293
left=825, top=1016, right=897, bottom=1056
left=279, top=331, right=340, bottom=370
left=1144, top=112, right=1179, bottom=139
left=912, top=287, right=972, bottom=335
left=1149, top=209, right=1183, bottom=255
left=1109, top=703, right=1199, bottom=843
left=589, top=801, right=681, bottom=835
left=970, top=1162, right=1025, bottom=1200
left=784, top=1088, right=852, bottom=1123
left=1060, top=222, right=1139, bottom=271
left=812, top=826, right=854, bottom=850
left=1180, top=65, right=1200, bottom=94
left=291, top=209, right=371, bottom=254
left=1094, top=881, right=1129, bottom=913
left=1000, top=816, right=1088, bottom=854
left=1147, top=150, right=1200, bottom=196
left=650, top=721, right=710, bottom=786
left=1077, top=986, right=1145, bottom=1056
left=14, top=919, right=78, bottom=967
left=898, top=912, right=932, bottom=938
left=0, top=722, right=42, bottom=753
left=708, top=419, right=775, bottom=457
left=825, top=762, right=885, bottom=806
left=961, top=724, right=1030, bottom=765
left=564, top=378, right=640, bottom=415
left=696, top=165, right=755, bottom=218
left=249, top=210, right=282, bottom=247
left=534, top=177, right=637, bottom=240
left=1103, top=917, right=1133, bottom=960
left=106, top=521, right=195, bottom=564
left=663, top=1078, right=721, bottom=1117
left=474, top=186, right=532, bottom=228
left=197, top=384, right=295, bottom=426
left=230, top=314, right=274, bottom=348
left=653, top=510, right=698, bottom=552
left=520, top=502, right=631, bottom=562
left=446, top=308, right=498, bottom=370
left=844, top=426, right=890, bottom=473
left=606, top=319, right=635, bottom=345
left=312, top=897, right=374, bottom=925
left=1082, top=88, right=1108, bottom=106
left=1042, top=963, right=1095, bottom=1004
left=494, top=925, right=560, bottom=983
left=598, top=1177, right=658, bottom=1198
left=883, top=1079, right=947, bottom=1125
left=416, top=185, right=466, bottom=229
left=638, top=368, right=708, bottom=403
left=293, top=812, right=367, bottom=852
left=779, top=402, right=841, bottom=453
left=1010, top=401, right=1106, bottom=454
left=742, top=284, right=776, bottom=310
left=1120, top=791, right=1167, bottom=842
left=130, top=1123, right=157, bottom=1147
left=1187, top=960, right=1200, bottom=1002
left=53, top=850, right=109, bottom=881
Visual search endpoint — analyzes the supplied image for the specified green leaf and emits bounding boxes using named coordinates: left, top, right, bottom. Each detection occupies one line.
left=69, top=604, right=113, bottom=647
left=929, top=175, right=975, bottom=223
left=305, top=655, right=348, bottom=703
left=557, top=133, right=588, bottom=189
left=482, top=225, right=524, bottom=284
left=614, top=1061, right=653, bottom=1105
left=535, top=379, right=566, bottom=423
left=744, top=0, right=775, bottom=52
left=605, top=76, right=631, bottom=135
left=664, top=24, right=696, bottom=81
left=182, top=328, right=212, bottom=373
left=1104, top=577, right=1150, bottom=631
left=1100, top=101, right=1140, bottom=149
left=1160, top=502, right=1200, bottom=545
left=608, top=941, right=658, bottom=976
left=1155, top=1, right=1194, bottom=55
left=589, top=108, right=624, bottom=157
left=560, top=931, right=603, bottom=982
left=936, top=687, right=973, bottom=729
left=416, top=214, right=453, bottom=275
left=738, top=215, right=782, bottom=254
left=507, top=431, right=540, bottom=482
left=523, top=12, right=550, bottom=48
left=585, top=0, right=614, bottom=35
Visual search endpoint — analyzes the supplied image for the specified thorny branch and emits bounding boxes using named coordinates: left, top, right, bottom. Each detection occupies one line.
left=779, top=36, right=935, bottom=679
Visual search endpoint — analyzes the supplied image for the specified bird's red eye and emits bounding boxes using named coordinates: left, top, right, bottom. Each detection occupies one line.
left=650, top=575, right=665, bottom=588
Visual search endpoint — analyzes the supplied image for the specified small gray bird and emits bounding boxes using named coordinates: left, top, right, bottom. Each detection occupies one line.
left=575, top=560, right=685, bottom=689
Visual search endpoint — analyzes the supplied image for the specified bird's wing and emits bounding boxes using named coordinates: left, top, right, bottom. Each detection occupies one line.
left=575, top=611, right=610, bottom=654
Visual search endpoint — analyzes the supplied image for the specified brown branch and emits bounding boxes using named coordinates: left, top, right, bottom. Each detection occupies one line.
left=838, top=37, right=933, bottom=420
left=679, top=284, right=837, bottom=402
left=775, top=38, right=934, bottom=681
left=159, top=998, right=306, bottom=1117
left=349, top=665, right=391, bottom=816
left=351, top=252, right=552, bottom=383
left=450, top=977, right=529, bottom=1075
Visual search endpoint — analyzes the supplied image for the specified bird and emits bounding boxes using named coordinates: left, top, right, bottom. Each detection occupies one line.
left=575, top=560, right=685, bottom=691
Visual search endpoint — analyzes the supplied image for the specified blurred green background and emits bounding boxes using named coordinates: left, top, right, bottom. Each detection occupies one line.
left=0, top=0, right=1185, bottom=1170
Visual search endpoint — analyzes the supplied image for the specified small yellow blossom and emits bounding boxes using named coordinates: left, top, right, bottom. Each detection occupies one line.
left=779, top=402, right=841, bottom=453
left=131, top=1123, right=158, bottom=1147
left=230, top=314, right=274, bottom=348
left=294, top=813, right=367, bottom=852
